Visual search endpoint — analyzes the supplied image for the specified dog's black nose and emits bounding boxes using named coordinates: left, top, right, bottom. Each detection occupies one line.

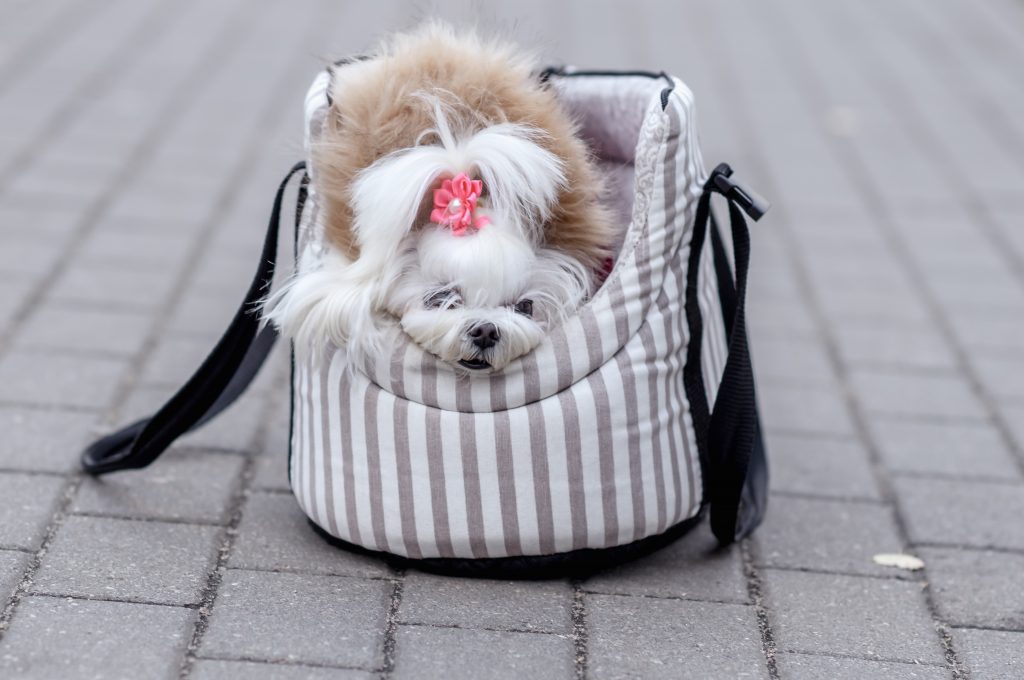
left=468, top=322, right=500, bottom=350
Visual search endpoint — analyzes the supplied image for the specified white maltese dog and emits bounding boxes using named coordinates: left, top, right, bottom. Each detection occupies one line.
left=262, top=24, right=615, bottom=372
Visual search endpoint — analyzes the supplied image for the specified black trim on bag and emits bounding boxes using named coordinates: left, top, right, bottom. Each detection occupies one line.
left=692, top=163, right=771, bottom=544
left=682, top=191, right=714, bottom=508
left=286, top=173, right=310, bottom=490
left=710, top=213, right=737, bottom=338
left=309, top=512, right=704, bottom=579
left=540, top=66, right=676, bottom=110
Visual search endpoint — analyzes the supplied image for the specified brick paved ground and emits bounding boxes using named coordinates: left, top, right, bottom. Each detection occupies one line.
left=0, top=0, right=1022, bottom=678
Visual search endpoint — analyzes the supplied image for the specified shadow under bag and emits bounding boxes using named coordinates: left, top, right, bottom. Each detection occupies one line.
left=82, top=67, right=771, bottom=577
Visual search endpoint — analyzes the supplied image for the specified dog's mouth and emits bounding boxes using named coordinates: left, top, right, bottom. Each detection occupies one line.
left=458, top=358, right=491, bottom=370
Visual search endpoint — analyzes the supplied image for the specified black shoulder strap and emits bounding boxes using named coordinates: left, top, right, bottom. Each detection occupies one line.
left=81, top=161, right=307, bottom=475
left=696, top=163, right=770, bottom=544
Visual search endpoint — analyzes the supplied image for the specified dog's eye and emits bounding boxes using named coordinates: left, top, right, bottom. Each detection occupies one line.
left=513, top=299, right=534, bottom=318
left=425, top=289, right=461, bottom=310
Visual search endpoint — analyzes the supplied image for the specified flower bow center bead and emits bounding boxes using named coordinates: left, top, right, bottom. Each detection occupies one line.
left=431, top=172, right=491, bottom=236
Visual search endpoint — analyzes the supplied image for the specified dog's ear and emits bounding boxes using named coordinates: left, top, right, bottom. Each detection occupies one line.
left=349, top=144, right=450, bottom=275
left=259, top=252, right=390, bottom=363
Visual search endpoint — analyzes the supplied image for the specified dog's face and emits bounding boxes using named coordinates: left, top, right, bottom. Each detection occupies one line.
left=387, top=220, right=585, bottom=371
left=339, top=107, right=591, bottom=372
left=263, top=102, right=593, bottom=371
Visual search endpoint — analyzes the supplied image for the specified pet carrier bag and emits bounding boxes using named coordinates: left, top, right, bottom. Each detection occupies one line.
left=82, top=66, right=770, bottom=576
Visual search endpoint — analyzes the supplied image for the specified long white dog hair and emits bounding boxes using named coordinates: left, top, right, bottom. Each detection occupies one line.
left=261, top=97, right=594, bottom=371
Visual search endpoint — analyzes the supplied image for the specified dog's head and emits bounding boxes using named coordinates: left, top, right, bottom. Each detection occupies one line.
left=359, top=106, right=590, bottom=371
left=262, top=25, right=612, bottom=372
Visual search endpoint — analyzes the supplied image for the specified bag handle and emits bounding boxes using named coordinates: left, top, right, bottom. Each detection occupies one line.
left=693, top=163, right=770, bottom=544
left=81, top=161, right=307, bottom=474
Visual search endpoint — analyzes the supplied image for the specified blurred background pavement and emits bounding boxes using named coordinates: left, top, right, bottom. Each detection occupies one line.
left=0, top=1, right=1023, bottom=678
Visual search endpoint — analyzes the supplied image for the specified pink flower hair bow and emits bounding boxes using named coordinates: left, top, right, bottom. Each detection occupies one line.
left=431, top=172, right=491, bottom=236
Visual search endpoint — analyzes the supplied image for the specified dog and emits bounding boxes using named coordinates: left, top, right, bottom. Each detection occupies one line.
left=262, top=23, right=616, bottom=372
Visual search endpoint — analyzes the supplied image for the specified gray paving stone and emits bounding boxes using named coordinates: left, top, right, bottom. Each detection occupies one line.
left=0, top=238, right=65, bottom=280
left=31, top=515, right=220, bottom=605
left=0, top=472, right=64, bottom=550
left=774, top=652, right=949, bottom=679
left=139, top=335, right=219, bottom=386
left=917, top=547, right=1024, bottom=629
left=752, top=336, right=836, bottom=385
left=72, top=451, right=244, bottom=523
left=191, top=659, right=376, bottom=680
left=201, top=569, right=388, bottom=669
left=0, top=549, right=29, bottom=601
left=229, top=492, right=389, bottom=578
left=759, top=384, right=856, bottom=436
left=747, top=298, right=818, bottom=338
left=392, top=625, right=574, bottom=680
left=833, top=326, right=957, bottom=371
left=766, top=433, right=882, bottom=500
left=79, top=229, right=193, bottom=270
left=0, top=351, right=127, bottom=410
left=46, top=261, right=178, bottom=311
left=869, top=418, right=1021, bottom=480
left=0, top=596, right=195, bottom=680
left=998, top=401, right=1024, bottom=448
left=0, top=406, right=99, bottom=473
left=15, top=305, right=154, bottom=357
left=0, top=205, right=81, bottom=240
left=167, top=285, right=245, bottom=340
left=956, top=628, right=1024, bottom=680
left=971, top=356, right=1024, bottom=400
left=587, top=595, right=767, bottom=679
left=818, top=286, right=933, bottom=326
left=947, top=313, right=1024, bottom=356
left=252, top=416, right=291, bottom=491
left=849, top=370, right=987, bottom=420
left=401, top=572, right=572, bottom=633
left=754, top=496, right=906, bottom=577
left=763, top=569, right=944, bottom=663
left=584, top=523, right=748, bottom=603
left=895, top=478, right=1024, bottom=551
left=119, top=384, right=270, bottom=452
left=0, top=279, right=32, bottom=329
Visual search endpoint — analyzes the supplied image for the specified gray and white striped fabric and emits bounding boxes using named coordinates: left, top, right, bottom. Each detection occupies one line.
left=289, top=70, right=729, bottom=559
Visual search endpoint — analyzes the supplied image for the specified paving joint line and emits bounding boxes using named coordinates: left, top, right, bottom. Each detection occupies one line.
left=381, top=576, right=405, bottom=679
left=25, top=590, right=200, bottom=610
left=396, top=619, right=566, bottom=637
left=194, top=653, right=380, bottom=673
left=740, top=541, right=780, bottom=679
left=579, top=589, right=750, bottom=607
left=757, top=564, right=921, bottom=583
left=0, top=476, right=83, bottom=640
left=779, top=646, right=950, bottom=668
left=224, top=564, right=398, bottom=583
left=67, top=511, right=228, bottom=528
left=570, top=580, right=588, bottom=680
